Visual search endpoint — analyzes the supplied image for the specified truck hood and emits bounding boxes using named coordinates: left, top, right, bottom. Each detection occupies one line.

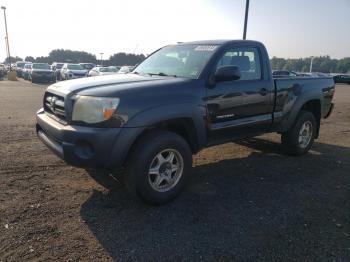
left=99, top=72, right=118, bottom=75
left=68, top=69, right=87, bottom=74
left=46, top=73, right=188, bottom=96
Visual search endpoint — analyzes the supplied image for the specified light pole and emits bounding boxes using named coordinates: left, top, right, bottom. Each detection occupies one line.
left=4, top=37, right=9, bottom=60
left=99, top=52, right=104, bottom=66
left=243, top=0, right=250, bottom=40
left=1, top=6, right=11, bottom=70
left=309, top=56, right=314, bottom=73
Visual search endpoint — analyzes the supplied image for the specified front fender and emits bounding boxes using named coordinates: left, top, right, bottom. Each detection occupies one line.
left=126, top=102, right=207, bottom=148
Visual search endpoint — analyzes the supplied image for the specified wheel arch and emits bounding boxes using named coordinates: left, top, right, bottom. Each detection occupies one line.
left=106, top=104, right=207, bottom=170
left=130, top=117, right=201, bottom=154
left=300, top=99, right=321, bottom=138
left=278, top=96, right=322, bottom=137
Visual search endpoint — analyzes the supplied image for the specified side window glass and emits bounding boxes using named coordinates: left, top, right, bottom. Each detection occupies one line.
left=216, top=47, right=262, bottom=80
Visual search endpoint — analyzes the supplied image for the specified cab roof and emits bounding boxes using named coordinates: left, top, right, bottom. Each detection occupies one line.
left=178, top=39, right=263, bottom=47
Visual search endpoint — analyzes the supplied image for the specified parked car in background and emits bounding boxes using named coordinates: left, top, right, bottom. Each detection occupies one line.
left=52, top=62, right=64, bottom=81
left=29, top=63, right=54, bottom=83
left=0, top=64, right=5, bottom=80
left=309, top=72, right=330, bottom=77
left=297, top=73, right=311, bottom=77
left=109, top=66, right=119, bottom=71
left=272, top=70, right=299, bottom=78
left=118, top=65, right=134, bottom=73
left=22, top=63, right=33, bottom=80
left=333, top=74, right=350, bottom=84
left=88, top=66, right=118, bottom=77
left=79, top=63, right=95, bottom=72
left=15, top=61, right=27, bottom=78
left=60, top=63, right=88, bottom=80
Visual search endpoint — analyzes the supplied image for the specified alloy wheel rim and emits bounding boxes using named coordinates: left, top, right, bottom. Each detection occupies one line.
left=148, top=149, right=184, bottom=192
left=298, top=121, right=313, bottom=148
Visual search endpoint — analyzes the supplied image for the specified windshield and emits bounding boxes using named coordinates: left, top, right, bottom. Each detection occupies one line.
left=25, top=64, right=32, bottom=69
left=134, top=44, right=218, bottom=78
left=100, top=67, right=117, bottom=72
left=119, top=66, right=133, bottom=73
left=33, top=63, right=50, bottom=69
left=56, top=63, right=63, bottom=69
left=68, top=64, right=84, bottom=70
left=17, top=62, right=26, bottom=68
left=81, top=64, right=94, bottom=70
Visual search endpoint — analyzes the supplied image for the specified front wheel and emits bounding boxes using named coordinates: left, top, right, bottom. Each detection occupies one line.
left=281, top=110, right=317, bottom=156
left=126, top=131, right=192, bottom=205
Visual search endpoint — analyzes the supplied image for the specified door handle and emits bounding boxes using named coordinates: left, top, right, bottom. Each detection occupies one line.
left=259, top=88, right=268, bottom=96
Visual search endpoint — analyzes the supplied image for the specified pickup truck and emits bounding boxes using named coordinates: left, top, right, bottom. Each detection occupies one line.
left=36, top=40, right=335, bottom=205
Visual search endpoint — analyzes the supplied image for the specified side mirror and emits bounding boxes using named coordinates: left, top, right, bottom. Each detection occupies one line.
left=215, top=65, right=241, bottom=82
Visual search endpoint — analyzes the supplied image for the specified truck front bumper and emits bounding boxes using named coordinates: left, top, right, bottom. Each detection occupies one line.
left=32, top=74, right=53, bottom=82
left=36, top=109, right=141, bottom=169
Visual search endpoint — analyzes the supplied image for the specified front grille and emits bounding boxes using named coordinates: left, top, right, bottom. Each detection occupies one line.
left=44, top=92, right=67, bottom=123
left=34, top=71, right=52, bottom=75
left=73, top=72, right=86, bottom=77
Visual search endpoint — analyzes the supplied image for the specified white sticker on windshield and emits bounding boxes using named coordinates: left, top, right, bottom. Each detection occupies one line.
left=195, top=45, right=218, bottom=51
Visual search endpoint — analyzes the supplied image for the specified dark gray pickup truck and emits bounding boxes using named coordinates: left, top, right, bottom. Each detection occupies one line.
left=36, top=40, right=335, bottom=204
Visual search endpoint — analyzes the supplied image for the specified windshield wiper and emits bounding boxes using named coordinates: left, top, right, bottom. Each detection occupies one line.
left=148, top=72, right=177, bottom=77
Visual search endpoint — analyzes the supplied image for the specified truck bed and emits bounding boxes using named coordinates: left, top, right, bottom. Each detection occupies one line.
left=273, top=76, right=335, bottom=129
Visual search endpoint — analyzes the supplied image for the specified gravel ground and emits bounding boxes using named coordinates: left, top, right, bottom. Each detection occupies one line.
left=0, top=80, right=349, bottom=261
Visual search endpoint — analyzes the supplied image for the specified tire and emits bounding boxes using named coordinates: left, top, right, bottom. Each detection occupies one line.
left=126, top=130, right=192, bottom=205
left=281, top=110, right=317, bottom=156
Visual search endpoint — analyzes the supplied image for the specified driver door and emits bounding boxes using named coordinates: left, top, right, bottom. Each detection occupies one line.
left=205, top=46, right=274, bottom=144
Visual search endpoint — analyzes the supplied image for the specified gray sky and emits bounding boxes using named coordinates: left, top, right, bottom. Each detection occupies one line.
left=0, top=0, right=349, bottom=61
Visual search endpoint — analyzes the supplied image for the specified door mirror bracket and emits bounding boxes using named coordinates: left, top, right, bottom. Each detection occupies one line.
left=215, top=66, right=241, bottom=83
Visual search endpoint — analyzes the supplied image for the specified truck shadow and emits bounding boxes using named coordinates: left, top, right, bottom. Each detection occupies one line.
left=81, top=138, right=350, bottom=260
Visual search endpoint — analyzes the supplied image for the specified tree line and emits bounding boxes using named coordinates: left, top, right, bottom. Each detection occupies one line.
left=3, top=49, right=146, bottom=67
left=3, top=49, right=350, bottom=73
left=270, top=56, right=350, bottom=73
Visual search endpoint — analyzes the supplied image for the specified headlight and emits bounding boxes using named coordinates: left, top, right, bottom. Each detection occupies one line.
left=72, top=96, right=120, bottom=124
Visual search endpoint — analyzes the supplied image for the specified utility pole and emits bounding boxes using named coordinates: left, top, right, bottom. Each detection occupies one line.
left=133, top=44, right=139, bottom=54
left=4, top=37, right=9, bottom=60
left=310, top=56, right=314, bottom=73
left=100, top=52, right=104, bottom=66
left=1, top=6, right=11, bottom=70
left=243, top=0, right=250, bottom=40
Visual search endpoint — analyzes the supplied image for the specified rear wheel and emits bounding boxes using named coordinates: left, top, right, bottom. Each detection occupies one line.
left=126, top=131, right=192, bottom=205
left=281, top=110, right=317, bottom=156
